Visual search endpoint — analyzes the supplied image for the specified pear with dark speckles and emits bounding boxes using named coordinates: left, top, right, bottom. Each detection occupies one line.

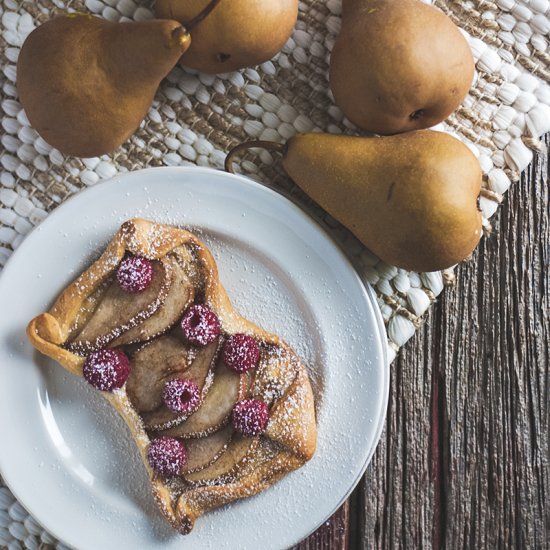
left=330, top=0, right=474, bottom=135
left=155, top=0, right=298, bottom=73
left=280, top=130, right=482, bottom=272
left=17, top=14, right=190, bottom=157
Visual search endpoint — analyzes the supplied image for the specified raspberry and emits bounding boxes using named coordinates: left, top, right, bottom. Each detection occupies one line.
left=116, top=255, right=154, bottom=293
left=147, top=437, right=187, bottom=477
left=223, top=334, right=260, bottom=373
left=232, top=399, right=269, bottom=437
left=163, top=378, right=201, bottom=415
left=82, top=348, right=130, bottom=391
left=180, top=304, right=220, bottom=346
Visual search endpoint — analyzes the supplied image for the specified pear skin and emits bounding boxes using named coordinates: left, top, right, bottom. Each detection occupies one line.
left=155, top=0, right=298, bottom=73
left=16, top=14, right=191, bottom=157
left=330, top=0, right=475, bottom=134
left=280, top=131, right=482, bottom=272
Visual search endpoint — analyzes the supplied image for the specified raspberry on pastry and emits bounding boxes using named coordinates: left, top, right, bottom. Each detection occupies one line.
left=82, top=348, right=130, bottom=391
left=180, top=304, right=220, bottom=346
left=27, top=218, right=317, bottom=534
left=232, top=399, right=269, bottom=436
left=223, top=333, right=260, bottom=373
left=163, top=378, right=201, bottom=415
left=147, top=436, right=187, bottom=477
left=117, top=255, right=154, bottom=293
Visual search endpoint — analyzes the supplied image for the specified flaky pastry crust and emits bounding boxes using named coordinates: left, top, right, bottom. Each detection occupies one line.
left=27, top=218, right=316, bottom=533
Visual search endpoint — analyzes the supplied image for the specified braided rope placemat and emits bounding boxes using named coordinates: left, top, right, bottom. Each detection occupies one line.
left=1, top=0, right=549, bottom=547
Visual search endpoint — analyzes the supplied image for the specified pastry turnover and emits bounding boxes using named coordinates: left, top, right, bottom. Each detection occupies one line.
left=27, top=218, right=316, bottom=533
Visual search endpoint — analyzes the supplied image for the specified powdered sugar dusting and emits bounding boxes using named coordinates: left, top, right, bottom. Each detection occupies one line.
left=70, top=222, right=319, bottom=524
left=162, top=379, right=201, bottom=415
left=202, top=231, right=325, bottom=408
left=14, top=176, right=388, bottom=549
left=82, top=349, right=130, bottom=391
left=180, top=304, right=221, bottom=346
left=116, top=255, right=154, bottom=293
left=147, top=437, right=187, bottom=477
left=232, top=400, right=269, bottom=437
left=222, top=334, right=260, bottom=373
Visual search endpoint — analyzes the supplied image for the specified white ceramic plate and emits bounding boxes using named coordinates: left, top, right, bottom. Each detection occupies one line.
left=0, top=167, right=388, bottom=550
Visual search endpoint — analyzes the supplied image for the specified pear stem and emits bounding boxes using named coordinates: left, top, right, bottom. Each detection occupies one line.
left=171, top=26, right=191, bottom=50
left=225, top=140, right=286, bottom=174
left=185, top=0, right=223, bottom=32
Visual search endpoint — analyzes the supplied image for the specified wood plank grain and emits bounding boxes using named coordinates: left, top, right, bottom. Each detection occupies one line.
left=293, top=501, right=349, bottom=550
left=358, top=136, right=549, bottom=549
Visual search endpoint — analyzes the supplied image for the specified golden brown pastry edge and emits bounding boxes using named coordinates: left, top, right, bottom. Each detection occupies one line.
left=26, top=218, right=317, bottom=534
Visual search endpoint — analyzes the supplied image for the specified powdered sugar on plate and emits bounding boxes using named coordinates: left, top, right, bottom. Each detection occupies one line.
left=0, top=167, right=388, bottom=550
left=201, top=230, right=326, bottom=404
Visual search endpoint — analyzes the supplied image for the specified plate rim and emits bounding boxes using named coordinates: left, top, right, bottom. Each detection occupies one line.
left=0, top=165, right=389, bottom=548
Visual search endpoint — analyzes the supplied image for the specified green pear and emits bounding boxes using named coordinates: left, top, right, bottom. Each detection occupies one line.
left=226, top=130, right=482, bottom=272
left=330, top=0, right=475, bottom=134
left=17, top=14, right=191, bottom=157
left=155, top=0, right=298, bottom=73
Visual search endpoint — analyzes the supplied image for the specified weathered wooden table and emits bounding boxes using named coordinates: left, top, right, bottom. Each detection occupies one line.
left=295, top=137, right=549, bottom=549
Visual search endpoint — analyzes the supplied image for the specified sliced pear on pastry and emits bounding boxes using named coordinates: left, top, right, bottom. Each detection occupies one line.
left=184, top=434, right=259, bottom=485
left=159, top=363, right=249, bottom=439
left=68, top=258, right=172, bottom=353
left=126, top=333, right=191, bottom=413
left=181, top=424, right=233, bottom=475
left=251, top=344, right=298, bottom=406
left=131, top=336, right=220, bottom=430
left=111, top=258, right=194, bottom=347
left=227, top=438, right=280, bottom=480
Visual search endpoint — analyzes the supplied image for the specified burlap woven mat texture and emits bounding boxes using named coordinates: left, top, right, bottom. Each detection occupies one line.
left=1, top=0, right=549, bottom=547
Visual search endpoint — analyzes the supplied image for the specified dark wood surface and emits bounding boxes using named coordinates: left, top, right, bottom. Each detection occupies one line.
left=295, top=139, right=549, bottom=550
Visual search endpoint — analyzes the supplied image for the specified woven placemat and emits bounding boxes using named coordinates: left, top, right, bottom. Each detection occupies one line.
left=1, top=0, right=549, bottom=547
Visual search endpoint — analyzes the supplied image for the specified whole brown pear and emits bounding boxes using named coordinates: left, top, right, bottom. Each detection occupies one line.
left=279, top=131, right=482, bottom=272
left=329, top=0, right=475, bottom=134
left=17, top=14, right=190, bottom=157
left=155, top=0, right=298, bottom=73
